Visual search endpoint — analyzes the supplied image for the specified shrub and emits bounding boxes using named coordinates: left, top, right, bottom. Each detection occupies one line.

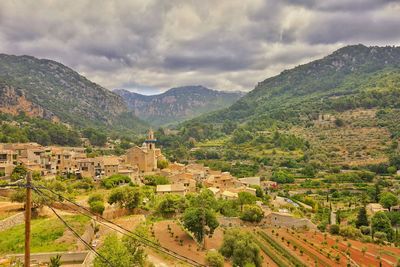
left=102, top=174, right=131, bottom=189
left=143, top=175, right=169, bottom=186
left=329, top=225, right=340, bottom=235
left=240, top=205, right=264, bottom=222
left=339, top=226, right=362, bottom=239
left=360, top=226, right=371, bottom=235
left=88, top=193, right=103, bottom=204
left=374, top=231, right=388, bottom=244
left=206, top=250, right=224, bottom=267
left=89, top=201, right=105, bottom=215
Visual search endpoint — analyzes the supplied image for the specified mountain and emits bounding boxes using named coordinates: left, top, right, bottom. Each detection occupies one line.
left=0, top=54, right=147, bottom=132
left=180, top=45, right=400, bottom=168
left=114, top=86, right=244, bottom=126
left=199, top=44, right=400, bottom=126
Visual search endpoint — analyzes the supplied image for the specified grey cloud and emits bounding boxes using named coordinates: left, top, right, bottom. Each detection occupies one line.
left=283, top=0, right=397, bottom=11
left=0, top=0, right=399, bottom=94
left=303, top=12, right=400, bottom=44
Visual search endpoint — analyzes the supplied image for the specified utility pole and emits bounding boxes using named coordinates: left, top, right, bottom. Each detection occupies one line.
left=25, top=171, right=32, bottom=267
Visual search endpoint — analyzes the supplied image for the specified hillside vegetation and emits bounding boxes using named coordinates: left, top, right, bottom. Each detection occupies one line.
left=115, top=86, right=244, bottom=126
left=159, top=45, right=400, bottom=173
left=197, top=45, right=400, bottom=131
left=0, top=54, right=147, bottom=132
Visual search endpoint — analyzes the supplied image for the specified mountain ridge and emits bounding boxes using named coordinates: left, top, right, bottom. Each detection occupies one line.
left=114, top=85, right=244, bottom=126
left=0, top=53, right=148, bottom=132
left=194, top=44, right=400, bottom=125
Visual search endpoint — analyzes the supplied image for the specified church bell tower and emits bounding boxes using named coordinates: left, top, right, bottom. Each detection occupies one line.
left=145, top=129, right=157, bottom=150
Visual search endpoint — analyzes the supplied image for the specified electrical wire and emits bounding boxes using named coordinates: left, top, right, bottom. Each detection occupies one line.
left=33, top=184, right=206, bottom=267
left=33, top=188, right=115, bottom=267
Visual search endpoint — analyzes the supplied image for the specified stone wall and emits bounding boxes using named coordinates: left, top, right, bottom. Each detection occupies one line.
left=6, top=251, right=89, bottom=265
left=76, top=222, right=95, bottom=251
left=0, top=212, right=24, bottom=231
left=263, top=212, right=317, bottom=230
left=103, top=207, right=131, bottom=219
left=218, top=213, right=317, bottom=230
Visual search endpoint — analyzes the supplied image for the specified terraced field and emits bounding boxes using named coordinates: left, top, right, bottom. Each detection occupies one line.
left=292, top=109, right=391, bottom=167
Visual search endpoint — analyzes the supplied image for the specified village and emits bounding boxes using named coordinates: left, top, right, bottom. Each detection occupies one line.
left=1, top=129, right=272, bottom=196
left=2, top=129, right=400, bottom=267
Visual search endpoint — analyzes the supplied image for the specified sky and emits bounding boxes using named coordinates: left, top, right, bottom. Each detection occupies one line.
left=0, top=0, right=399, bottom=95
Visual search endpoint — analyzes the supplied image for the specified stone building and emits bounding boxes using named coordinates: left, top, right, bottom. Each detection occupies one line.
left=0, top=149, right=17, bottom=176
left=126, top=129, right=165, bottom=173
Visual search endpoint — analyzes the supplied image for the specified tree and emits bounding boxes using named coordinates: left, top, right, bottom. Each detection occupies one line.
left=217, top=199, right=240, bottom=217
left=355, top=207, right=369, bottom=228
left=157, top=194, right=187, bottom=217
left=271, top=170, right=295, bottom=184
left=371, top=212, right=394, bottom=241
left=219, top=229, right=262, bottom=267
left=387, top=166, right=397, bottom=175
left=11, top=165, right=27, bottom=181
left=122, top=236, right=147, bottom=266
left=231, top=128, right=253, bottom=144
left=108, top=187, right=142, bottom=211
left=187, top=189, right=218, bottom=211
left=301, top=164, right=316, bottom=178
left=182, top=207, right=219, bottom=243
left=157, top=159, right=169, bottom=169
left=238, top=192, right=257, bottom=211
left=143, top=175, right=169, bottom=186
left=88, top=193, right=104, bottom=204
left=206, top=250, right=224, bottom=267
left=10, top=189, right=50, bottom=210
left=374, top=231, right=388, bottom=244
left=329, top=225, right=340, bottom=235
left=89, top=201, right=105, bottom=215
left=102, top=174, right=131, bottom=189
left=374, top=183, right=381, bottom=202
left=82, top=128, right=107, bottom=147
left=240, top=205, right=264, bottom=222
left=334, top=118, right=345, bottom=127
left=222, top=121, right=237, bottom=135
left=250, top=185, right=264, bottom=198
left=379, top=192, right=398, bottom=211
left=94, top=233, right=146, bottom=267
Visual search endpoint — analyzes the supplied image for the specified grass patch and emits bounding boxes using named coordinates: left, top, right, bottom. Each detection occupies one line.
left=0, top=215, right=89, bottom=255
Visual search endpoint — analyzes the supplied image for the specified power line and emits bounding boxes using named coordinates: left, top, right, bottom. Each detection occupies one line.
left=34, top=185, right=206, bottom=267
left=36, top=185, right=205, bottom=266
left=0, top=183, right=27, bottom=188
left=33, top=188, right=115, bottom=267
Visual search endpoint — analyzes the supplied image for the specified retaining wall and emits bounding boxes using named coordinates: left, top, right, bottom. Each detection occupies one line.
left=0, top=212, right=24, bottom=231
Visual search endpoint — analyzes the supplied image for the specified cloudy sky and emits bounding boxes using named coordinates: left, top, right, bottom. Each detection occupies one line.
left=0, top=0, right=399, bottom=94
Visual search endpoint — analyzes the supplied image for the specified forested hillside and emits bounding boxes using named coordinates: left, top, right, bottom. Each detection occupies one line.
left=0, top=54, right=148, bottom=132
left=158, top=45, right=400, bottom=175
left=197, top=45, right=400, bottom=132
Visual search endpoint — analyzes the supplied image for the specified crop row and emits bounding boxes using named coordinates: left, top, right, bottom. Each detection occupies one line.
left=258, top=231, right=306, bottom=267
left=252, top=233, right=289, bottom=267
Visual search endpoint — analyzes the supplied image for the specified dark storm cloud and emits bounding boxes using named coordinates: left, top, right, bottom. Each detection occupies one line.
left=302, top=10, right=400, bottom=44
left=0, top=0, right=399, bottom=94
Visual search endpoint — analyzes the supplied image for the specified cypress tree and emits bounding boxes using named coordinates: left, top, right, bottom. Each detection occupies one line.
left=356, top=206, right=369, bottom=228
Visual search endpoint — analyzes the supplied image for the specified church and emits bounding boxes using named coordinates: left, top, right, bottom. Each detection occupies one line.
left=125, top=129, right=166, bottom=173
